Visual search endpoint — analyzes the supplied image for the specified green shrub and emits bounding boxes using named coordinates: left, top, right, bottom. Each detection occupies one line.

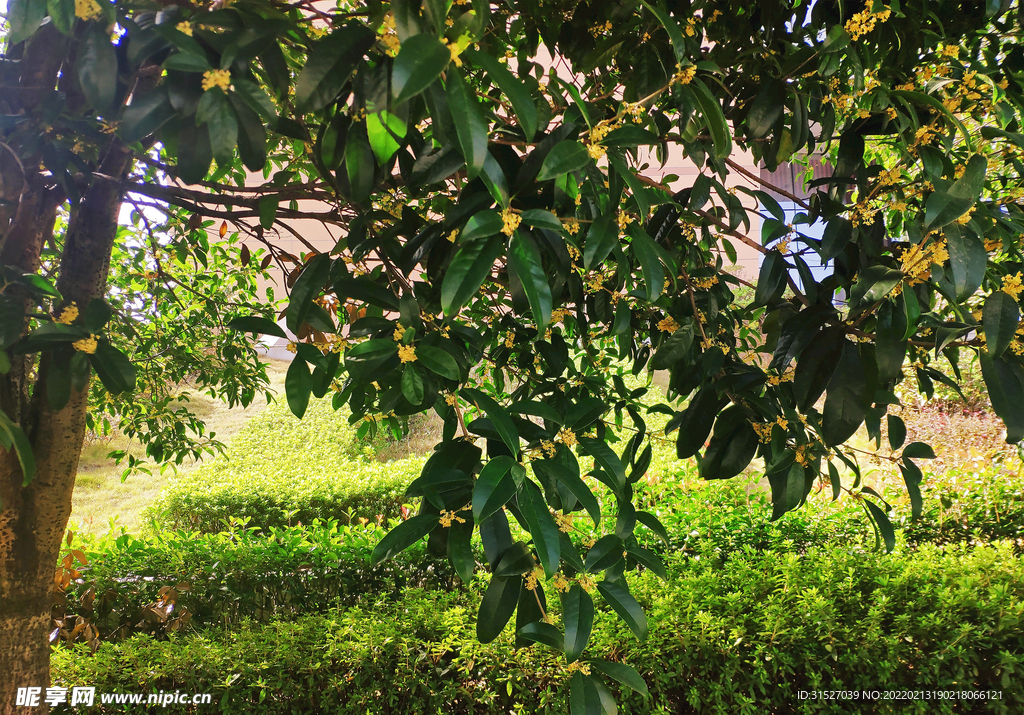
left=152, top=396, right=426, bottom=532
left=53, top=542, right=1024, bottom=714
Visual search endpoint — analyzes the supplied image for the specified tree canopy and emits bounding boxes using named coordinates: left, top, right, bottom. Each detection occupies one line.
left=2, top=0, right=1024, bottom=711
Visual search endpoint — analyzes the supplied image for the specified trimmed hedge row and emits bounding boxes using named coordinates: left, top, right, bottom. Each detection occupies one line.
left=54, top=541, right=1024, bottom=714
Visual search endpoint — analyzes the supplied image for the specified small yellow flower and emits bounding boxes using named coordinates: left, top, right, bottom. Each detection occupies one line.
left=557, top=427, right=578, bottom=447
left=577, top=574, right=597, bottom=593
left=566, top=661, right=592, bottom=675
left=501, top=207, right=521, bottom=237
left=673, top=64, right=696, bottom=85
left=552, top=572, right=572, bottom=593
left=617, top=211, right=634, bottom=231
left=285, top=341, right=298, bottom=354
left=55, top=303, right=79, bottom=325
left=445, top=392, right=458, bottom=406
left=447, top=229, right=459, bottom=243
left=524, top=566, right=543, bottom=591
left=1002, top=272, right=1024, bottom=301
left=75, top=0, right=102, bottom=21
left=657, top=315, right=680, bottom=333
left=587, top=144, right=607, bottom=161
left=562, top=218, right=580, bottom=236
left=201, top=69, right=232, bottom=93
left=72, top=334, right=98, bottom=354
left=398, top=344, right=417, bottom=363
left=393, top=324, right=406, bottom=341
left=177, top=21, right=194, bottom=36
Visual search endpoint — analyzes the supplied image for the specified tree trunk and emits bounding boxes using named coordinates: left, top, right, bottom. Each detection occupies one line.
left=0, top=115, right=134, bottom=714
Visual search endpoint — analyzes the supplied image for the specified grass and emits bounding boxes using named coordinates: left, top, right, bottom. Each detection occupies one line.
left=69, top=360, right=291, bottom=534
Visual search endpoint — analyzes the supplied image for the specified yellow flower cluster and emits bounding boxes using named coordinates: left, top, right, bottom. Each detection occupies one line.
left=900, top=239, right=947, bottom=286
left=984, top=237, right=1003, bottom=253
left=445, top=392, right=458, bottom=406
left=622, top=102, right=645, bottom=122
left=794, top=442, right=814, bottom=466
left=562, top=218, right=580, bottom=235
left=438, top=509, right=467, bottom=528
left=56, top=303, right=79, bottom=325
left=752, top=415, right=788, bottom=443
left=75, top=0, right=102, bottom=21
left=177, top=21, right=194, bottom=36
left=849, top=201, right=879, bottom=227
left=541, top=439, right=558, bottom=458
left=766, top=368, right=794, bottom=386
left=878, top=167, right=901, bottom=186
left=587, top=144, right=607, bottom=161
left=504, top=332, right=515, bottom=348
left=553, top=511, right=573, bottom=533
left=72, top=334, right=98, bottom=354
left=566, top=661, right=592, bottom=675
left=617, top=211, right=634, bottom=231
left=673, top=63, right=697, bottom=86
left=201, top=69, right=232, bottom=93
left=524, top=566, right=543, bottom=591
left=1002, top=272, right=1024, bottom=300
left=589, top=20, right=613, bottom=37
left=691, top=275, right=718, bottom=290
left=589, top=121, right=618, bottom=143
left=683, top=18, right=697, bottom=37
left=393, top=324, right=406, bottom=341
left=577, top=574, right=597, bottom=593
left=845, top=1, right=891, bottom=41
left=557, top=427, right=578, bottom=447
left=398, top=344, right=417, bottom=363
left=447, top=229, right=458, bottom=243
left=380, top=13, right=400, bottom=56
left=657, top=315, right=680, bottom=333
left=552, top=572, right=572, bottom=593
left=501, top=207, right=521, bottom=236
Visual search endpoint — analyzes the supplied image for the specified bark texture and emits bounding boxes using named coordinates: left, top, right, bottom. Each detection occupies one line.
left=0, top=25, right=134, bottom=715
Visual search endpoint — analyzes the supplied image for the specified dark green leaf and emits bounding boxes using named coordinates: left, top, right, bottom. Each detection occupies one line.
left=89, top=342, right=136, bottom=395
left=441, top=235, right=504, bottom=316
left=875, top=300, right=907, bottom=384
left=294, top=25, right=375, bottom=112
left=285, top=357, right=312, bottom=418
left=569, top=672, right=603, bottom=715
left=537, top=141, right=590, bottom=182
left=794, top=326, right=845, bottom=412
left=902, top=441, right=936, bottom=459
left=401, top=363, right=425, bottom=404
left=416, top=344, right=461, bottom=380
left=767, top=456, right=805, bottom=520
left=590, top=660, right=649, bottom=697
left=286, top=254, right=332, bottom=334
left=461, top=388, right=520, bottom=457
left=226, top=316, right=286, bottom=339
left=601, top=125, right=659, bottom=147
left=466, top=49, right=538, bottom=140
left=562, top=583, right=594, bottom=662
left=822, top=340, right=868, bottom=446
left=446, top=68, right=488, bottom=179
left=887, top=414, right=906, bottom=450
left=477, top=575, right=522, bottom=643
left=493, top=541, right=536, bottom=576
left=518, top=622, right=563, bottom=650
left=473, top=455, right=519, bottom=522
left=754, top=252, right=787, bottom=307
left=393, top=35, right=451, bottom=105
left=8, top=0, right=47, bottom=44
left=924, top=154, right=987, bottom=230
left=585, top=534, right=624, bottom=573
left=520, top=209, right=562, bottom=232
left=597, top=580, right=647, bottom=640
left=120, top=90, right=174, bottom=143
left=864, top=500, right=895, bottom=553
left=688, top=78, right=732, bottom=159
left=630, top=227, right=666, bottom=301
left=447, top=517, right=475, bottom=583
left=625, top=544, right=667, bottom=580
left=508, top=231, right=552, bottom=328
left=980, top=353, right=1024, bottom=443
left=371, top=514, right=438, bottom=564
left=78, top=30, right=118, bottom=113
left=520, top=480, right=561, bottom=577
left=578, top=436, right=626, bottom=495
left=583, top=214, right=617, bottom=271
left=673, top=386, right=726, bottom=458
left=944, top=226, right=987, bottom=301
left=984, top=290, right=1019, bottom=358
left=0, top=410, right=35, bottom=486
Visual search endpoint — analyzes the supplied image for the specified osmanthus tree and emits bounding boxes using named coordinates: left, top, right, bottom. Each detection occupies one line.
left=2, top=0, right=1024, bottom=710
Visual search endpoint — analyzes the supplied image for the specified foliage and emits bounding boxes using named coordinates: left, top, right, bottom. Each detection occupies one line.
left=52, top=541, right=1024, bottom=714
left=152, top=395, right=425, bottom=532
left=5, top=0, right=1024, bottom=709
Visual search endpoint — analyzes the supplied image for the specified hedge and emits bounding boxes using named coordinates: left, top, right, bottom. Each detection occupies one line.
left=53, top=541, right=1024, bottom=714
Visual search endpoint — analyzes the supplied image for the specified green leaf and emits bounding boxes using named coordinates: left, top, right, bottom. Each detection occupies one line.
left=536, top=452, right=600, bottom=527
left=82, top=299, right=112, bottom=333
left=597, top=580, right=647, bottom=640
left=8, top=0, right=46, bottom=44
left=226, top=316, right=286, bottom=339
left=461, top=388, right=520, bottom=457
left=637, top=0, right=686, bottom=62
left=480, top=151, right=510, bottom=205
left=754, top=251, right=787, bottom=306
left=585, top=534, right=624, bottom=573
left=416, top=344, right=461, bottom=380
left=441, top=234, right=504, bottom=317
left=875, top=300, right=908, bottom=384
left=345, top=123, right=376, bottom=205
left=446, top=68, right=488, bottom=179
left=699, top=406, right=758, bottom=481
left=393, top=34, right=451, bottom=105
left=887, top=414, right=907, bottom=450
left=120, top=89, right=175, bottom=143
left=578, top=437, right=626, bottom=496
left=371, top=514, right=439, bottom=564
left=78, top=30, right=119, bottom=113
left=89, top=342, right=136, bottom=395
left=477, top=575, right=522, bottom=643
left=635, top=511, right=669, bottom=545
left=447, top=517, right=475, bottom=583
left=923, top=154, right=987, bottom=230
left=294, top=25, right=375, bottom=112
left=46, top=0, right=75, bottom=35
left=687, top=78, right=732, bottom=159
left=401, top=363, right=425, bottom=404
left=944, top=225, right=987, bottom=301
left=851, top=265, right=904, bottom=306
left=673, top=386, right=726, bottom=459
left=473, top=455, right=519, bottom=523
left=590, top=660, right=649, bottom=697
left=286, top=254, right=332, bottom=334
left=366, top=111, right=408, bottom=165
left=0, top=410, right=35, bottom=487
left=493, top=541, right=536, bottom=576
left=629, top=227, right=666, bottom=302
left=902, top=441, right=936, bottom=459
left=793, top=326, right=845, bottom=411
left=47, top=350, right=72, bottom=411
left=602, top=125, right=660, bottom=147
left=899, top=459, right=924, bottom=519
left=745, top=79, right=785, bottom=138
left=520, top=480, right=561, bottom=577
left=625, top=544, right=667, bottom=580
left=163, top=53, right=212, bottom=73
left=864, top=500, right=895, bottom=553
left=609, top=156, right=651, bottom=219
left=345, top=339, right=399, bottom=378
left=583, top=214, right=617, bottom=271
left=520, top=209, right=563, bottom=232
left=466, top=49, right=538, bottom=141
left=562, top=583, right=594, bottom=662
left=984, top=290, right=1019, bottom=358
left=285, top=357, right=312, bottom=419
left=518, top=622, right=564, bottom=650
left=200, top=92, right=239, bottom=166
left=537, top=141, right=591, bottom=182
left=822, top=340, right=868, bottom=446
left=820, top=216, right=853, bottom=261
left=461, top=210, right=503, bottom=242
left=508, top=231, right=552, bottom=329
left=569, top=672, right=603, bottom=715
left=767, top=456, right=805, bottom=520
left=980, top=353, right=1024, bottom=443
left=176, top=119, right=212, bottom=184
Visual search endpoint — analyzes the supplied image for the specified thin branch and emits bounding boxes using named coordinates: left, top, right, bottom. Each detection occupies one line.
left=725, top=157, right=812, bottom=211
